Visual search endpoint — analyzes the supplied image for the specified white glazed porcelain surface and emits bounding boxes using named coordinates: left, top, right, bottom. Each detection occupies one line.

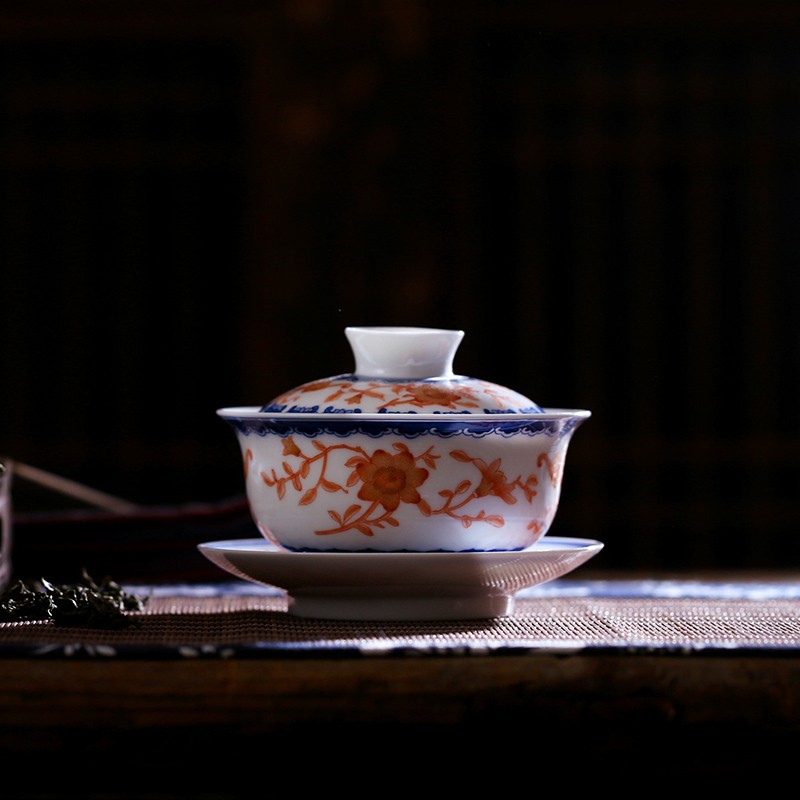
left=197, top=536, right=605, bottom=620
left=218, top=326, right=590, bottom=553
left=346, top=326, right=462, bottom=379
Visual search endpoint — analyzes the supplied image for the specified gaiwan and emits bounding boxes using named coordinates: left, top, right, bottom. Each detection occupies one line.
left=217, top=326, right=590, bottom=553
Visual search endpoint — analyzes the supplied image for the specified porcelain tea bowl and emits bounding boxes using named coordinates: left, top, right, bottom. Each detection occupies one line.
left=217, top=326, right=590, bottom=553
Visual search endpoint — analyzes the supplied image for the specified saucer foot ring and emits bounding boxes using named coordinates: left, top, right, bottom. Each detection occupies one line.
left=287, top=592, right=514, bottom=621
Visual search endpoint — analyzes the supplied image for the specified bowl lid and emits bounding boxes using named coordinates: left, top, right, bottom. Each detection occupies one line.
left=259, top=326, right=544, bottom=415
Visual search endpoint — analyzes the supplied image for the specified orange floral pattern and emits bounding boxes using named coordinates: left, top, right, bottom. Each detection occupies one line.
left=354, top=449, right=428, bottom=511
left=379, top=384, right=479, bottom=411
left=254, top=436, right=551, bottom=539
left=267, top=377, right=529, bottom=413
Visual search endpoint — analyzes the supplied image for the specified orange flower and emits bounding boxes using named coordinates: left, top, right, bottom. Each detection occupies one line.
left=406, top=385, right=476, bottom=408
left=356, top=449, right=429, bottom=511
left=474, top=458, right=517, bottom=504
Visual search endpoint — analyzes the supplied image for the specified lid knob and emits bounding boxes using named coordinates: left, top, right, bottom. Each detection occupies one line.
left=345, top=326, right=464, bottom=380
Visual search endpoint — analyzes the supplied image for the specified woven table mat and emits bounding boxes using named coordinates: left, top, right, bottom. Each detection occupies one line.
left=2, top=585, right=799, bottom=656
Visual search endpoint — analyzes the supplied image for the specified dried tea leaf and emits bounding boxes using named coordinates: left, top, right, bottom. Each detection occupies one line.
left=0, top=569, right=148, bottom=628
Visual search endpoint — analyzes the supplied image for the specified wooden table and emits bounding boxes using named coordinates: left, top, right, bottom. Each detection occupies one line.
left=1, top=573, right=799, bottom=794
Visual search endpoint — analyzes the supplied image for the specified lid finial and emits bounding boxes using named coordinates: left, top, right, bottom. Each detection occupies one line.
left=345, top=326, right=464, bottom=380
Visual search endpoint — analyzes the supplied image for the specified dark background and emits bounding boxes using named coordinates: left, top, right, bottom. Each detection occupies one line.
left=1, top=0, right=798, bottom=572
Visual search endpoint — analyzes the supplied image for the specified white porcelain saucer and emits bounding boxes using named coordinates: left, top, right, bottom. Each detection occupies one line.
left=197, top=537, right=604, bottom=621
